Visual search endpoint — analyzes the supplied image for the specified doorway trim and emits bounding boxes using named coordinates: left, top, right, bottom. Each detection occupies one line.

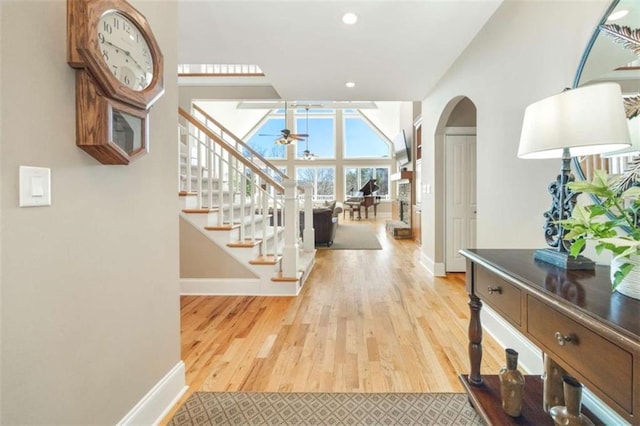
left=432, top=96, right=477, bottom=276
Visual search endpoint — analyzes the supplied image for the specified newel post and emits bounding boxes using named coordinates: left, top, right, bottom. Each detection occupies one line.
left=282, top=179, right=299, bottom=278
left=303, top=183, right=314, bottom=253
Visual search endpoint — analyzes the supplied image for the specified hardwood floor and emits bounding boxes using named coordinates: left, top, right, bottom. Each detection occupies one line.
left=161, top=218, right=504, bottom=422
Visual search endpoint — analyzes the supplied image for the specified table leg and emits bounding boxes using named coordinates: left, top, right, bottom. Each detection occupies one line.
left=468, top=293, right=483, bottom=385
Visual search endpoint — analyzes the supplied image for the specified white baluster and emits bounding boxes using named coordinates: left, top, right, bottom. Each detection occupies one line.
left=262, top=183, right=269, bottom=256
left=196, top=129, right=203, bottom=209
left=281, top=179, right=299, bottom=278
left=303, top=182, right=314, bottom=253
left=217, top=154, right=224, bottom=226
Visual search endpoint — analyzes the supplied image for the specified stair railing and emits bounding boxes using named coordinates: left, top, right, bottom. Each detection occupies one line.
left=192, top=104, right=288, bottom=184
left=179, top=107, right=307, bottom=272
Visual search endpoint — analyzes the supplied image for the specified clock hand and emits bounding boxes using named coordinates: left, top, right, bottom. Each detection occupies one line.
left=103, top=40, right=147, bottom=73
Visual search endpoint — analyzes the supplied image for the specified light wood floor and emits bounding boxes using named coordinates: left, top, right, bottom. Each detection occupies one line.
left=161, top=218, right=504, bottom=423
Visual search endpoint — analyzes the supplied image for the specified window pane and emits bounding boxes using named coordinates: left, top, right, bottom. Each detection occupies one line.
left=263, top=166, right=287, bottom=183
left=296, top=167, right=314, bottom=186
left=295, top=116, right=335, bottom=159
left=316, top=167, right=335, bottom=200
left=344, top=117, right=391, bottom=159
left=345, top=166, right=390, bottom=200
left=345, top=168, right=358, bottom=195
left=359, top=167, right=373, bottom=183
left=246, top=117, right=286, bottom=159
left=296, top=167, right=335, bottom=201
left=376, top=167, right=389, bottom=197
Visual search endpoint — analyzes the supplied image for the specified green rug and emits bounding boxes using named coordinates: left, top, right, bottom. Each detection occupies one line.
left=320, top=224, right=382, bottom=250
left=168, top=392, right=482, bottom=425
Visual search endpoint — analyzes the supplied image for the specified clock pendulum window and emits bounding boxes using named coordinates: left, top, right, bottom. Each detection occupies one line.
left=67, top=0, right=164, bottom=165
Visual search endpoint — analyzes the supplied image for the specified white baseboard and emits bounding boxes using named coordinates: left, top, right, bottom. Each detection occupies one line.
left=181, top=278, right=299, bottom=296
left=420, top=253, right=446, bottom=276
left=480, top=306, right=542, bottom=374
left=482, top=307, right=629, bottom=425
left=118, top=361, right=187, bottom=426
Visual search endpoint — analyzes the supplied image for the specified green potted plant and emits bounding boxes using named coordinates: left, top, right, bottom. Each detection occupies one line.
left=560, top=166, right=640, bottom=299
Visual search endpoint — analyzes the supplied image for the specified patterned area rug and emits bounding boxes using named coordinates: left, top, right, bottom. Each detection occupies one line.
left=168, top=392, right=483, bottom=425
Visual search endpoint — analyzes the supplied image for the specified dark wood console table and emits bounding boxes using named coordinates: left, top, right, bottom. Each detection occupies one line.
left=460, top=249, right=639, bottom=425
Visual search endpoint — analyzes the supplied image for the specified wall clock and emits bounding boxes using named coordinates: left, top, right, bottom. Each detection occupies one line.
left=67, top=0, right=164, bottom=165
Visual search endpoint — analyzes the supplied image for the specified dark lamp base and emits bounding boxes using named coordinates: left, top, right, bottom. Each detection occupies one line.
left=534, top=248, right=595, bottom=270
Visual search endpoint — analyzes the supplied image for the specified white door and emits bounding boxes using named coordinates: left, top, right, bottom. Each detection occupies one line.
left=445, top=135, right=477, bottom=272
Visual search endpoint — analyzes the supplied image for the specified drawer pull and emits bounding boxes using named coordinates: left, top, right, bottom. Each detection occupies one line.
left=554, top=332, right=574, bottom=346
left=487, top=286, right=502, bottom=295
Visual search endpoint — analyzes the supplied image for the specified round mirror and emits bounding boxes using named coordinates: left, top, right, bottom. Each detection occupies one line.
left=573, top=0, right=639, bottom=181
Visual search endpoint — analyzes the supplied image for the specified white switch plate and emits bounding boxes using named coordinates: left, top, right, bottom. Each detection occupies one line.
left=19, top=166, right=51, bottom=207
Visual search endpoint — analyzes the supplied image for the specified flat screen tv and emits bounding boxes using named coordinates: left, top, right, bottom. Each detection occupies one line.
left=393, top=130, right=411, bottom=165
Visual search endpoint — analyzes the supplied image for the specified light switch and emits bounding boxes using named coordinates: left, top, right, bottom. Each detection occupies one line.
left=19, top=166, right=51, bottom=207
left=31, top=176, right=44, bottom=197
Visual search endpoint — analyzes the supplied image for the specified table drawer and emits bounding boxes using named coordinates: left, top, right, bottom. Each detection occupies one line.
left=527, top=296, right=633, bottom=414
left=475, top=266, right=521, bottom=326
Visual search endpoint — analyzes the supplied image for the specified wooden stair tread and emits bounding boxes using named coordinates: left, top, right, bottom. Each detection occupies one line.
left=182, top=208, right=217, bottom=214
left=227, top=239, right=262, bottom=248
left=271, top=271, right=302, bottom=282
left=205, top=224, right=241, bottom=231
left=249, top=255, right=281, bottom=265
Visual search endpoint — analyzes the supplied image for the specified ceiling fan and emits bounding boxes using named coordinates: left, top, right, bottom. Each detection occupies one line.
left=302, top=107, right=316, bottom=160
left=259, top=101, right=309, bottom=145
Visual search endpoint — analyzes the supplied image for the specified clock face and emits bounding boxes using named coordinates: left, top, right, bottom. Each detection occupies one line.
left=98, top=11, right=154, bottom=91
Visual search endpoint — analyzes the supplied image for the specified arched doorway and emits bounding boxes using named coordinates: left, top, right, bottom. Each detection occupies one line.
left=434, top=97, right=477, bottom=273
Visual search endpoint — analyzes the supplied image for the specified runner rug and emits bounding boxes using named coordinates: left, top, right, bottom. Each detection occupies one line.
left=167, top=392, right=482, bottom=425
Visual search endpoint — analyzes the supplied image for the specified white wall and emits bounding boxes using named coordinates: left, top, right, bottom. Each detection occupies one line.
left=420, top=0, right=610, bottom=271
left=0, top=3, right=3, bottom=419
left=0, top=1, right=181, bottom=423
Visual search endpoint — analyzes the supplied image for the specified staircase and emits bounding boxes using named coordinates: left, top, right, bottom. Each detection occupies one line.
left=177, top=106, right=316, bottom=296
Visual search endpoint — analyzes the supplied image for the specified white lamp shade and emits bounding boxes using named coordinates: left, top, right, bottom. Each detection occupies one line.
left=601, top=116, right=640, bottom=158
left=517, top=83, right=631, bottom=159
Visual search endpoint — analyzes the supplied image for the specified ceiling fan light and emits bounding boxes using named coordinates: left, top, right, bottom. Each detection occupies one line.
left=275, top=137, right=292, bottom=145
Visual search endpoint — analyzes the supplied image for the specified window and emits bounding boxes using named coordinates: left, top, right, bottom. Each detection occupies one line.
left=261, top=166, right=287, bottom=183
left=245, top=117, right=286, bottom=159
left=296, top=167, right=335, bottom=201
left=295, top=114, right=335, bottom=159
left=345, top=167, right=389, bottom=200
left=343, top=113, right=391, bottom=159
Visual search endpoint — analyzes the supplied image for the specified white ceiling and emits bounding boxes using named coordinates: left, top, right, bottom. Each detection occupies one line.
left=178, top=0, right=503, bottom=102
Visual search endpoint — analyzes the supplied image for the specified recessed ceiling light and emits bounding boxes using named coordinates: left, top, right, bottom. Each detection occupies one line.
left=342, top=13, right=358, bottom=25
left=607, top=9, right=629, bottom=21
left=345, top=81, right=356, bottom=88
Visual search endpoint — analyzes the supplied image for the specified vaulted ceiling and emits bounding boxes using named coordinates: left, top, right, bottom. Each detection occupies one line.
left=178, top=0, right=503, bottom=102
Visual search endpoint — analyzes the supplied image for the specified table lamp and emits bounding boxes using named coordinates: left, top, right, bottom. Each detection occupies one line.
left=601, top=115, right=639, bottom=158
left=517, top=82, right=631, bottom=269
